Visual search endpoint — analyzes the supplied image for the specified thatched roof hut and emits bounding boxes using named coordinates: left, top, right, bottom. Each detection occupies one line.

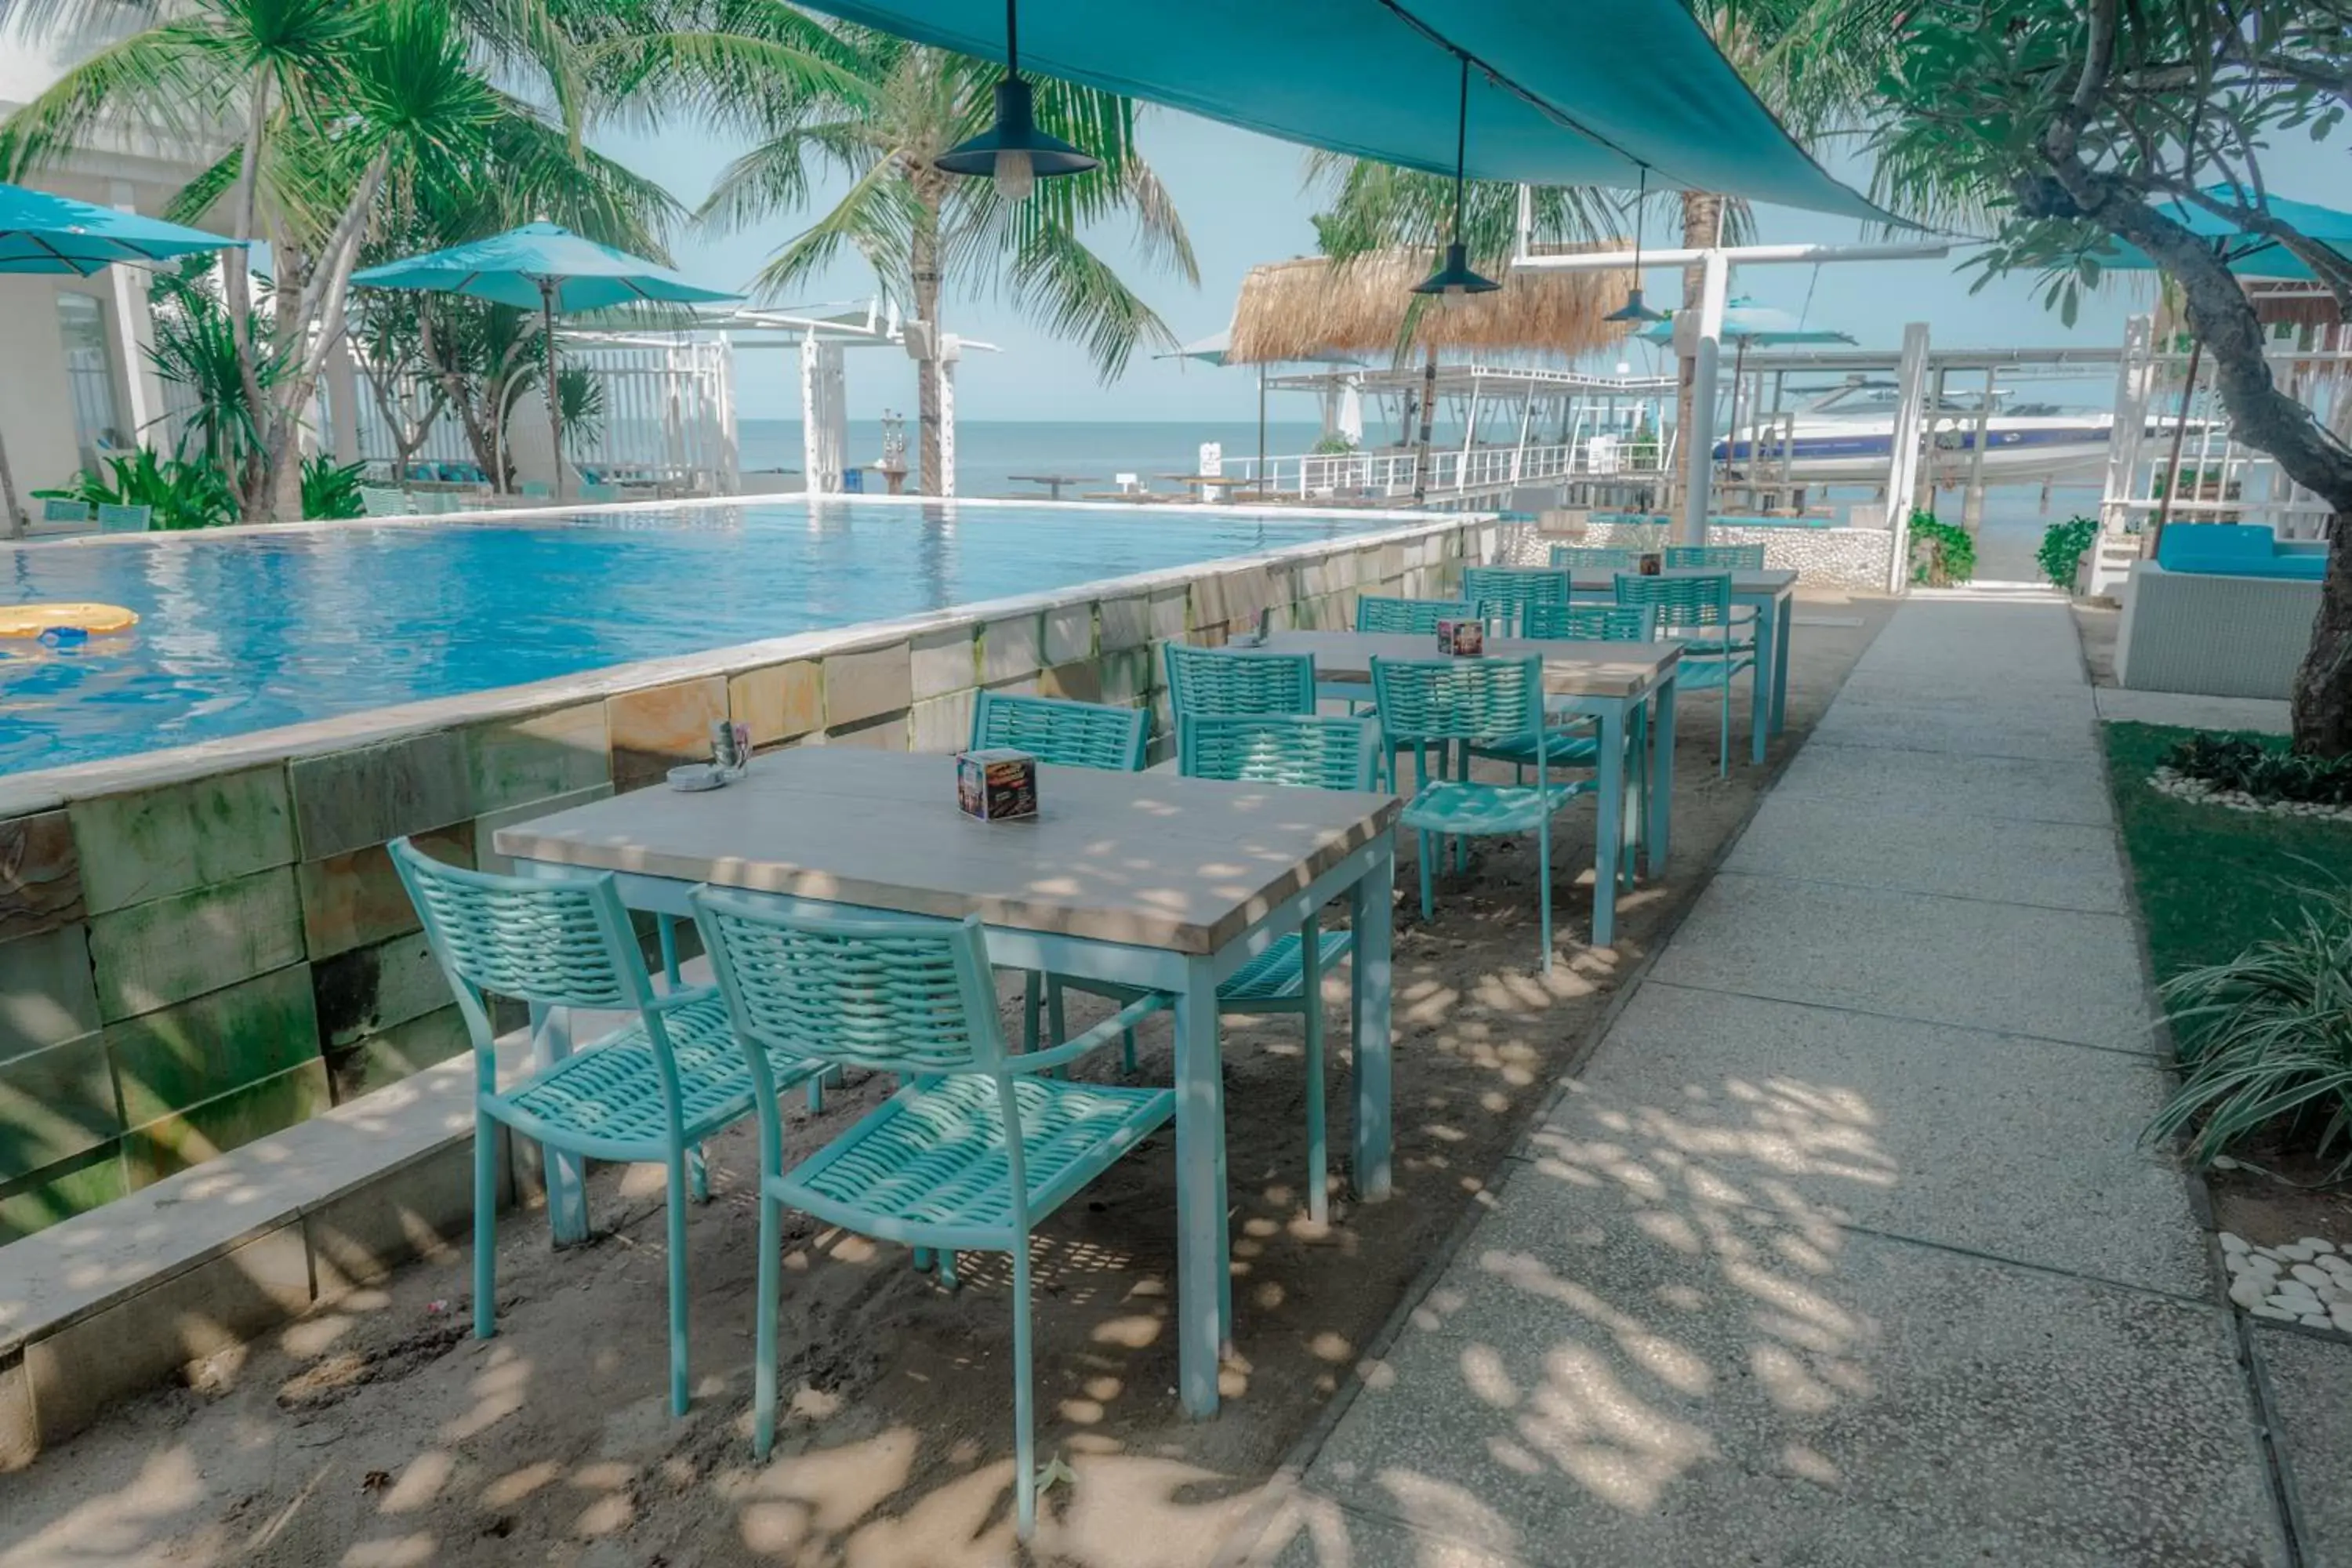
left=1224, top=248, right=1635, bottom=365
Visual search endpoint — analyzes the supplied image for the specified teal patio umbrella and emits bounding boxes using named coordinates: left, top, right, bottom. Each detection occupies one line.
left=351, top=223, right=739, bottom=499
left=0, top=182, right=245, bottom=536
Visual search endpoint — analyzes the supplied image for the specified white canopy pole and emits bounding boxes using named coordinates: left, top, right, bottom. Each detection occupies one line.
left=1679, top=249, right=1729, bottom=544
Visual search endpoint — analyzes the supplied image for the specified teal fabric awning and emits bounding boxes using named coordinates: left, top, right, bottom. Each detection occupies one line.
left=798, top=0, right=1889, bottom=220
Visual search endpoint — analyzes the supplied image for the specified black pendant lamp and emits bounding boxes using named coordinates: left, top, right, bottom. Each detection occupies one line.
left=1412, top=55, right=1501, bottom=307
left=935, top=0, right=1099, bottom=202
left=1604, top=166, right=1667, bottom=323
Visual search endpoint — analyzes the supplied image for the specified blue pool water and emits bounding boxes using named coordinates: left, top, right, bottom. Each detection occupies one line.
left=0, top=501, right=1379, bottom=776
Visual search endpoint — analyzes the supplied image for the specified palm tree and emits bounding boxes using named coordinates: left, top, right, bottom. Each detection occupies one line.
left=0, top=0, right=679, bottom=521
left=641, top=4, right=1196, bottom=495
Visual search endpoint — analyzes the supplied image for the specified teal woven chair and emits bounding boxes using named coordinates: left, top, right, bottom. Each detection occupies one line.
left=1462, top=566, right=1569, bottom=637
left=96, top=503, right=151, bottom=533
left=691, top=893, right=1171, bottom=1540
left=1372, top=657, right=1593, bottom=971
left=1355, top=594, right=1479, bottom=635
left=1614, top=572, right=1758, bottom=775
left=1164, top=641, right=1316, bottom=720
left=1549, top=544, right=1644, bottom=571
left=521, top=480, right=554, bottom=499
left=969, top=691, right=1149, bottom=1055
left=39, top=499, right=91, bottom=527
left=971, top=690, right=1149, bottom=771
left=1470, top=603, right=1658, bottom=784
left=1043, top=713, right=1377, bottom=1223
left=390, top=838, right=824, bottom=1417
left=358, top=485, right=410, bottom=517
left=1664, top=543, right=1766, bottom=570
left=580, top=481, right=622, bottom=503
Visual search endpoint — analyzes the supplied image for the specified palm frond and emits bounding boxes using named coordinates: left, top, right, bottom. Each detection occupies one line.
left=1003, top=223, right=1178, bottom=380
left=745, top=156, right=917, bottom=303
left=0, top=18, right=234, bottom=180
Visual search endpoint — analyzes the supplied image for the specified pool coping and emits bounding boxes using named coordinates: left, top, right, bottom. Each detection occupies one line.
left=0, top=503, right=1479, bottom=815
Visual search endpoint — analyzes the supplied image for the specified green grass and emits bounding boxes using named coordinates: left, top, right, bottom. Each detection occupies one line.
left=2103, top=721, right=2352, bottom=984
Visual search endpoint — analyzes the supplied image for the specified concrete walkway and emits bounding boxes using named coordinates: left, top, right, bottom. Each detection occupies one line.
left=1242, top=586, right=2291, bottom=1567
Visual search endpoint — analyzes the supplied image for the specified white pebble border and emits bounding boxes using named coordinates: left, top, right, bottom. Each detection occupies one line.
left=2222, top=1232, right=2352, bottom=1331
left=2148, top=768, right=2352, bottom=823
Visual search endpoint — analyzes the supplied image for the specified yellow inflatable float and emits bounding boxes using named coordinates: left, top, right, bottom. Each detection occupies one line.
left=0, top=603, right=139, bottom=638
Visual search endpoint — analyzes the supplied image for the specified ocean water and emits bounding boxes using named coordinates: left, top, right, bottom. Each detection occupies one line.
left=740, top=419, right=1333, bottom=497
left=0, top=499, right=1378, bottom=776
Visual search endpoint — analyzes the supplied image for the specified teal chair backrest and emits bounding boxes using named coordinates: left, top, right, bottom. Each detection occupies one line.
left=1369, top=655, right=1546, bottom=745
left=1180, top=713, right=1378, bottom=792
left=389, top=837, right=671, bottom=1095
left=1164, top=642, right=1316, bottom=718
left=41, top=499, right=91, bottom=524
left=970, top=691, right=1149, bottom=770
left=693, top=893, right=1037, bottom=1211
left=1463, top=567, right=1570, bottom=634
left=521, top=481, right=554, bottom=499
left=96, top=503, right=151, bottom=533
left=1664, top=544, right=1765, bottom=571
left=581, top=482, right=621, bottom=503
left=1550, top=545, right=1643, bottom=571
left=358, top=486, right=409, bottom=517
left=1613, top=571, right=1737, bottom=634
left=1356, top=595, right=1479, bottom=635
left=1523, top=603, right=1657, bottom=641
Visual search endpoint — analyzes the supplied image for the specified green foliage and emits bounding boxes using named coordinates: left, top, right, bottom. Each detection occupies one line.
left=1905, top=510, right=1976, bottom=586
left=2165, top=733, right=2352, bottom=808
left=2036, top=515, right=2100, bottom=590
left=37, top=450, right=237, bottom=531
left=1310, top=433, right=1358, bottom=456
left=299, top=455, right=367, bottom=520
left=2148, top=880, right=2352, bottom=1173
left=147, top=284, right=277, bottom=474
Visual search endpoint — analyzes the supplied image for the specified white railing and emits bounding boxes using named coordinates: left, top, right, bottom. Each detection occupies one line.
left=2092, top=317, right=2347, bottom=592
left=1224, top=433, right=1674, bottom=501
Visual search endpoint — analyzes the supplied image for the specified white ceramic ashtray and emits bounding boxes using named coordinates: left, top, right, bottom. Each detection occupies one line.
left=668, top=763, right=728, bottom=792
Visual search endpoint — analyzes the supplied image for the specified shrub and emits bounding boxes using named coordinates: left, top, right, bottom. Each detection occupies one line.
left=2164, top=732, right=2352, bottom=807
left=2037, top=515, right=2100, bottom=590
left=2150, top=881, right=2352, bottom=1171
left=38, top=449, right=235, bottom=530
left=300, top=454, right=368, bottom=520
left=1906, top=510, right=1976, bottom=586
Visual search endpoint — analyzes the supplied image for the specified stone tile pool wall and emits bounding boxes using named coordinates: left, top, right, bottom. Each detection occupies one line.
left=0, top=516, right=1490, bottom=1243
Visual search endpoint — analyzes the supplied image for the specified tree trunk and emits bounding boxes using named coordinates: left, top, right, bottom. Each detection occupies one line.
left=2021, top=172, right=2352, bottom=757
left=1675, top=191, right=1726, bottom=498
left=2295, top=523, right=2352, bottom=755
left=911, top=180, right=944, bottom=496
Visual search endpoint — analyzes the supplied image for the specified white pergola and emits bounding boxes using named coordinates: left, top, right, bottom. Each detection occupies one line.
left=1510, top=225, right=1951, bottom=544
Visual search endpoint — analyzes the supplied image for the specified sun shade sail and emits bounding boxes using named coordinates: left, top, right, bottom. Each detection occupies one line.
left=797, top=0, right=1889, bottom=220
left=2096, top=185, right=2352, bottom=281
left=350, top=223, right=739, bottom=312
left=0, top=181, right=243, bottom=274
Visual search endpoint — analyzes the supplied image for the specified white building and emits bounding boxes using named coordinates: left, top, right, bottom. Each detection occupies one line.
left=0, top=14, right=220, bottom=503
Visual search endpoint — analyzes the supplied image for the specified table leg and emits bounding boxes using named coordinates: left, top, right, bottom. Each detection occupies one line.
left=1647, top=673, right=1677, bottom=877
left=1748, top=605, right=1772, bottom=767
left=1771, top=590, right=1794, bottom=735
left=1592, top=703, right=1624, bottom=948
left=1349, top=843, right=1395, bottom=1201
left=1172, top=960, right=1228, bottom=1417
left=528, top=1003, right=589, bottom=1245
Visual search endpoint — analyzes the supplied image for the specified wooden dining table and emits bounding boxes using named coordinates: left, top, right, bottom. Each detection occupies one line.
left=495, top=746, right=1402, bottom=1421
left=1252, top=630, right=1682, bottom=947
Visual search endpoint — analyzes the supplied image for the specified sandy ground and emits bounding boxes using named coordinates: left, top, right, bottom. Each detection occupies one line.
left=0, top=587, right=1893, bottom=1568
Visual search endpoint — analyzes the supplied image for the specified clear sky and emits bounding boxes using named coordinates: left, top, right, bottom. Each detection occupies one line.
left=600, top=116, right=2072, bottom=423
left=604, top=100, right=2347, bottom=426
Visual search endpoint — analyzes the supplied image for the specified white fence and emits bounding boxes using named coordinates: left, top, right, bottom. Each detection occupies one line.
left=158, top=335, right=740, bottom=494
left=1225, top=432, right=1675, bottom=503
left=2090, top=313, right=2347, bottom=593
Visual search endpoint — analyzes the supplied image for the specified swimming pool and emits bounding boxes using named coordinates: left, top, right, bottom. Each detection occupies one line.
left=0, top=499, right=1383, bottom=775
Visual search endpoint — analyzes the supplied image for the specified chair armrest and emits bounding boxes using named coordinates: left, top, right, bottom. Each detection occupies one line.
left=1011, top=989, right=1171, bottom=1075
